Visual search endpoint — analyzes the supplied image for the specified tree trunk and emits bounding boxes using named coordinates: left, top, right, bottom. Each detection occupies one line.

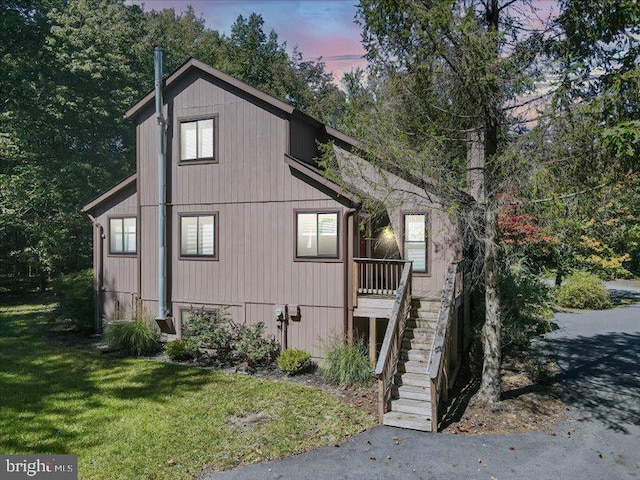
left=478, top=202, right=501, bottom=402
left=476, top=0, right=502, bottom=403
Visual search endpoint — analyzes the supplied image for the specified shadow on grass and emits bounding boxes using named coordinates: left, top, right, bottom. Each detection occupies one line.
left=0, top=296, right=220, bottom=454
left=546, top=331, right=640, bottom=433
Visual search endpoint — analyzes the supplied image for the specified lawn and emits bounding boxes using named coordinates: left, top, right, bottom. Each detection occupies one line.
left=0, top=297, right=376, bottom=479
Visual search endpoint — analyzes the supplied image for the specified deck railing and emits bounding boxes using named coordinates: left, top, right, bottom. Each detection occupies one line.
left=353, top=258, right=406, bottom=296
left=427, top=261, right=464, bottom=432
left=374, top=260, right=413, bottom=422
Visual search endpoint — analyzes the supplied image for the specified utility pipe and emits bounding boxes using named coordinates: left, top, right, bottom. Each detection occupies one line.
left=154, top=47, right=167, bottom=320
left=343, top=208, right=357, bottom=341
left=87, top=214, right=104, bottom=333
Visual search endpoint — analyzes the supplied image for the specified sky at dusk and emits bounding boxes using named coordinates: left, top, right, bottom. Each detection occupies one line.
left=130, top=0, right=367, bottom=83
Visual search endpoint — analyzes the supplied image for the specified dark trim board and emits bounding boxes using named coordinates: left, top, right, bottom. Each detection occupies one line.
left=106, top=214, right=138, bottom=256
left=400, top=209, right=432, bottom=277
left=125, top=58, right=294, bottom=120
left=177, top=211, right=219, bottom=261
left=82, top=174, right=137, bottom=213
left=176, top=113, right=220, bottom=165
left=293, top=208, right=342, bottom=262
left=284, top=154, right=358, bottom=206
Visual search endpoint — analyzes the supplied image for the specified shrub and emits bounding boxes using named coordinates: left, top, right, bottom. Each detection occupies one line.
left=51, top=269, right=94, bottom=332
left=105, top=316, right=160, bottom=356
left=500, top=262, right=555, bottom=356
left=183, top=307, right=278, bottom=366
left=556, top=270, right=612, bottom=310
left=184, top=308, right=235, bottom=359
left=165, top=339, right=198, bottom=361
left=235, top=323, right=279, bottom=366
left=322, top=338, right=373, bottom=387
left=278, top=348, right=312, bottom=375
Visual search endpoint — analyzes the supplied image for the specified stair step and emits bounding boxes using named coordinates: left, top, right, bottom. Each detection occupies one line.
left=397, top=359, right=427, bottom=374
left=383, top=411, right=432, bottom=431
left=412, top=293, right=440, bottom=303
left=404, top=327, right=435, bottom=338
left=391, top=397, right=431, bottom=415
left=401, top=339, right=432, bottom=350
left=414, top=306, right=440, bottom=316
left=400, top=348, right=429, bottom=361
left=394, top=372, right=429, bottom=387
left=406, top=317, right=438, bottom=328
left=393, top=384, right=430, bottom=401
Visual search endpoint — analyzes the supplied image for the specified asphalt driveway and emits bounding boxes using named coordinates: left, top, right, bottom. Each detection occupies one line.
left=206, top=286, right=640, bottom=480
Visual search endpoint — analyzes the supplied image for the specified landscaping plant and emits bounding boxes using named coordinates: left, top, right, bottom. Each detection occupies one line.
left=500, top=262, right=555, bottom=356
left=277, top=348, right=312, bottom=375
left=183, top=307, right=278, bottom=366
left=165, top=338, right=198, bottom=361
left=235, top=323, right=279, bottom=366
left=105, top=315, right=160, bottom=356
left=322, top=338, right=373, bottom=387
left=556, top=270, right=612, bottom=310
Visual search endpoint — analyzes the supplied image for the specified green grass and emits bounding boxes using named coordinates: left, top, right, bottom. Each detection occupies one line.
left=0, top=297, right=375, bottom=479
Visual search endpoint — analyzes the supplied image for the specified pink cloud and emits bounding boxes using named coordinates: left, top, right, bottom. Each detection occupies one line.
left=129, top=0, right=367, bottom=84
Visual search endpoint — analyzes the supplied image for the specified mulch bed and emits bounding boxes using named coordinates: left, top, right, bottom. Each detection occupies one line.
left=440, top=357, right=567, bottom=434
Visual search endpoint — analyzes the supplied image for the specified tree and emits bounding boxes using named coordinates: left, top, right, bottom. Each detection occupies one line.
left=142, top=6, right=226, bottom=73
left=0, top=2, right=349, bottom=288
left=328, top=0, right=551, bottom=402
left=0, top=0, right=148, bottom=285
left=526, top=0, right=640, bottom=282
left=222, top=13, right=347, bottom=126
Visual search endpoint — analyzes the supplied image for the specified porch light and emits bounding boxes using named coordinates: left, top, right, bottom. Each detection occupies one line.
left=380, top=226, right=396, bottom=244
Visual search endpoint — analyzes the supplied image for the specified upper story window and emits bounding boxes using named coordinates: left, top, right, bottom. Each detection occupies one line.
left=403, top=213, right=428, bottom=273
left=296, top=211, right=339, bottom=259
left=180, top=117, right=217, bottom=162
left=180, top=214, right=217, bottom=258
left=109, top=217, right=136, bottom=254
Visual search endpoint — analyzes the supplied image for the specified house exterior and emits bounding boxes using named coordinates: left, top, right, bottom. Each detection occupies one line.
left=83, top=56, right=469, bottom=431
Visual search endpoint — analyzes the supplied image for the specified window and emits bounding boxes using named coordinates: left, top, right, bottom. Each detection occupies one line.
left=109, top=217, right=136, bottom=254
left=296, top=211, right=339, bottom=258
left=403, top=213, right=428, bottom=273
left=180, top=214, right=217, bottom=258
left=180, top=117, right=216, bottom=161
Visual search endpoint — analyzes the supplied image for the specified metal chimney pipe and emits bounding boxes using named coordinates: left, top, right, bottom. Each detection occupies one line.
left=154, top=47, right=167, bottom=320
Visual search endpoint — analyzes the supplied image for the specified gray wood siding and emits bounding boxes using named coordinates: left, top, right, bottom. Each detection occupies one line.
left=135, top=68, right=348, bottom=355
left=138, top=71, right=335, bottom=207
left=93, top=184, right=138, bottom=319
left=290, top=117, right=319, bottom=163
left=171, top=200, right=344, bottom=308
left=140, top=206, right=157, bottom=303
left=334, top=145, right=461, bottom=295
left=245, top=303, right=342, bottom=360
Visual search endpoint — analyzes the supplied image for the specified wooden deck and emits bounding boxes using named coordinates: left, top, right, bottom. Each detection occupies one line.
left=354, top=295, right=396, bottom=318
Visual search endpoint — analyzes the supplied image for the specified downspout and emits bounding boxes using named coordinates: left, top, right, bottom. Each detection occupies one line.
left=343, top=207, right=357, bottom=341
left=155, top=47, right=167, bottom=321
left=87, top=214, right=104, bottom=333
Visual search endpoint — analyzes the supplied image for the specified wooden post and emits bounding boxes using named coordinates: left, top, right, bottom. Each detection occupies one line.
left=378, top=378, right=385, bottom=423
left=369, top=316, right=377, bottom=366
left=430, top=378, right=438, bottom=432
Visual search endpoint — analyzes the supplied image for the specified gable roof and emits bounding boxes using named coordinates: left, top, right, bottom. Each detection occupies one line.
left=284, top=154, right=360, bottom=206
left=81, top=173, right=137, bottom=213
left=125, top=58, right=296, bottom=120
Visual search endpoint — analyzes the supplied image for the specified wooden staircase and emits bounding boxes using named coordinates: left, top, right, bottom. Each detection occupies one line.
left=383, top=297, right=440, bottom=431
